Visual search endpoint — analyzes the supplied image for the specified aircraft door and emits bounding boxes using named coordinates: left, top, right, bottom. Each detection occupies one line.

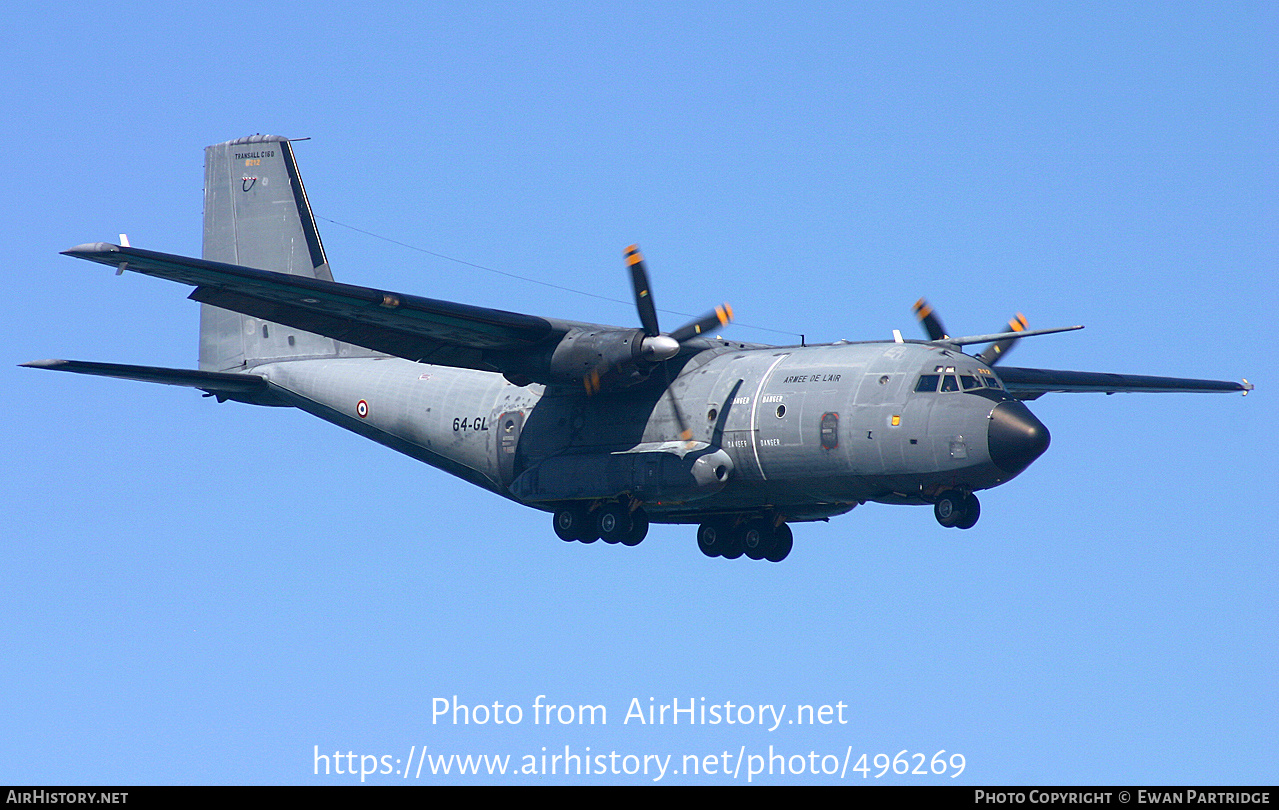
left=899, top=383, right=935, bottom=471
left=851, top=347, right=914, bottom=474
left=751, top=358, right=810, bottom=480
left=496, top=410, right=525, bottom=486
left=752, top=389, right=807, bottom=481
left=716, top=353, right=791, bottom=481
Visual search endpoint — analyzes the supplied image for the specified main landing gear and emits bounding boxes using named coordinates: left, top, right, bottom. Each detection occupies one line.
left=934, top=489, right=980, bottom=530
left=697, top=517, right=793, bottom=562
left=553, top=502, right=649, bottom=547
left=552, top=503, right=794, bottom=562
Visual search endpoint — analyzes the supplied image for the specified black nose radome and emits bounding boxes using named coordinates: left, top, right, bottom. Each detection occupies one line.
left=988, top=401, right=1050, bottom=475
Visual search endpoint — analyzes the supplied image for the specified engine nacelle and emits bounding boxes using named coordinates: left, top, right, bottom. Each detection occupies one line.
left=491, top=327, right=651, bottom=389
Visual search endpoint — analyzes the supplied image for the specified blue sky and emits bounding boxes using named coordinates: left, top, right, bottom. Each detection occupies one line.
left=3, top=1, right=1274, bottom=785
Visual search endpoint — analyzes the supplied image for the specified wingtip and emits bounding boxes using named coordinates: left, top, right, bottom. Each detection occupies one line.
left=61, top=242, right=120, bottom=257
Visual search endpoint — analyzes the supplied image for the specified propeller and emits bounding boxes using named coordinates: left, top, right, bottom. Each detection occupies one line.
left=912, top=298, right=949, bottom=341
left=661, top=357, right=695, bottom=444
left=913, top=298, right=1027, bottom=366
left=583, top=246, right=732, bottom=396
left=626, top=245, right=733, bottom=358
left=585, top=245, right=733, bottom=444
left=976, top=313, right=1028, bottom=365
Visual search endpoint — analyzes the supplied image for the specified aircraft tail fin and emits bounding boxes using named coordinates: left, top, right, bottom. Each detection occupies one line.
left=199, top=135, right=341, bottom=371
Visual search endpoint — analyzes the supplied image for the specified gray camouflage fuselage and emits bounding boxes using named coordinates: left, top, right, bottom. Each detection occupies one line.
left=251, top=337, right=1024, bottom=524
left=28, top=134, right=1248, bottom=560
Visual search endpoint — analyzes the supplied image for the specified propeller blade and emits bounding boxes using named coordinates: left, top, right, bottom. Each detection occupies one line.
left=669, top=304, right=733, bottom=343
left=584, top=245, right=732, bottom=397
left=913, top=298, right=948, bottom=341
left=625, top=245, right=661, bottom=338
left=977, top=313, right=1028, bottom=366
left=662, top=360, right=695, bottom=445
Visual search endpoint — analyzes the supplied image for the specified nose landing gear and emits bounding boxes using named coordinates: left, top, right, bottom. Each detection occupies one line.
left=934, top=490, right=980, bottom=530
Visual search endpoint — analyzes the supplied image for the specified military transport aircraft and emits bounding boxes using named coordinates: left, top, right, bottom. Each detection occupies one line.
left=25, top=135, right=1253, bottom=563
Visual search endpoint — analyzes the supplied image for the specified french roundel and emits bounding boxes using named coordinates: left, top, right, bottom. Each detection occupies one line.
left=356, top=399, right=368, bottom=419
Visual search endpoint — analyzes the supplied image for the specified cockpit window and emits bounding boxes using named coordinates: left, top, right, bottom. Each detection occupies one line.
left=916, top=369, right=1006, bottom=396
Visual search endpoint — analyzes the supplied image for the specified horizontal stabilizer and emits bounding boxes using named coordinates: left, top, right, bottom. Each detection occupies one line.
left=21, top=359, right=282, bottom=403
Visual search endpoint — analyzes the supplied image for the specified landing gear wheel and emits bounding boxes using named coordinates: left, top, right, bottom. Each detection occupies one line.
left=934, top=490, right=965, bottom=528
left=553, top=506, right=592, bottom=542
left=955, top=493, right=980, bottom=529
left=621, top=508, right=648, bottom=546
left=721, top=523, right=747, bottom=560
left=597, top=503, right=631, bottom=544
left=741, top=520, right=769, bottom=560
left=764, top=523, right=793, bottom=562
left=697, top=521, right=728, bottom=558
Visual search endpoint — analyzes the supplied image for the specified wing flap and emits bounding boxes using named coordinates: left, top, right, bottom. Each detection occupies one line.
left=997, top=366, right=1253, bottom=399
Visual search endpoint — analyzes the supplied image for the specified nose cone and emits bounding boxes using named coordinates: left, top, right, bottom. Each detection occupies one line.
left=988, top=401, right=1050, bottom=475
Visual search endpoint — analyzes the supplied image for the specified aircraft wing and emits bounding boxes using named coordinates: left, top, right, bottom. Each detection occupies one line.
left=62, top=243, right=575, bottom=372
left=996, top=366, right=1253, bottom=400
